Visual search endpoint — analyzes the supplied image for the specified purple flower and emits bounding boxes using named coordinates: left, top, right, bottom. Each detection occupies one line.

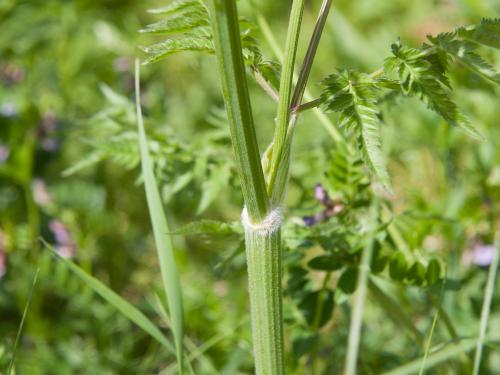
left=32, top=179, right=53, bottom=206
left=48, top=219, right=77, bottom=259
left=314, top=184, right=329, bottom=205
left=303, top=184, right=344, bottom=226
left=463, top=242, right=496, bottom=267
left=303, top=216, right=317, bottom=227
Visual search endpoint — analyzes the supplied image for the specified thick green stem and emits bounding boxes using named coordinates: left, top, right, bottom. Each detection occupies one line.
left=209, top=0, right=269, bottom=222
left=209, top=1, right=284, bottom=373
left=245, top=224, right=284, bottom=375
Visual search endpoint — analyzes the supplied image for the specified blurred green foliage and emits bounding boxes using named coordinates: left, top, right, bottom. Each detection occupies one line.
left=1, top=0, right=499, bottom=374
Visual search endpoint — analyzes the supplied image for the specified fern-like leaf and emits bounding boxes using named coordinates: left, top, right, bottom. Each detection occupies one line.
left=385, top=41, right=483, bottom=140
left=139, top=11, right=209, bottom=35
left=141, top=37, right=214, bottom=64
left=429, top=32, right=500, bottom=83
left=321, top=70, right=391, bottom=191
left=140, top=1, right=281, bottom=97
left=458, top=18, right=500, bottom=49
left=147, top=0, right=201, bottom=15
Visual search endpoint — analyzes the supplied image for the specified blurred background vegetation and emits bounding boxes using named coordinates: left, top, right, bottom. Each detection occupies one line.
left=1, top=0, right=499, bottom=373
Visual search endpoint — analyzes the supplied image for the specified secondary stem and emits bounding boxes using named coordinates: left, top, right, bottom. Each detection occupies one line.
left=267, top=0, right=305, bottom=198
left=291, top=0, right=333, bottom=109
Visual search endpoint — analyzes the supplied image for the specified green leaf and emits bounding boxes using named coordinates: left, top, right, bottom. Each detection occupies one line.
left=148, top=0, right=202, bottom=15
left=135, top=61, right=184, bottom=371
left=389, top=252, right=408, bottom=281
left=197, top=163, right=230, bottom=214
left=338, top=267, right=358, bottom=294
left=45, top=243, right=174, bottom=353
left=429, top=32, right=500, bottom=83
left=370, top=243, right=388, bottom=274
left=142, top=37, right=214, bottom=64
left=291, top=331, right=318, bottom=359
left=406, top=261, right=426, bottom=285
left=298, top=290, right=335, bottom=328
left=426, top=258, right=441, bottom=285
left=307, top=255, right=343, bottom=271
left=140, top=12, right=209, bottom=35
left=321, top=70, right=392, bottom=192
left=458, top=18, right=500, bottom=50
left=386, top=41, right=483, bottom=140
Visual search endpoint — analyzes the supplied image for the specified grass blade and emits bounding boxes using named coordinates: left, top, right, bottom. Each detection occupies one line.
left=44, top=241, right=175, bottom=354
left=135, top=60, right=184, bottom=371
left=418, top=280, right=446, bottom=375
left=383, top=338, right=478, bottom=375
left=7, top=268, right=39, bottom=375
left=472, top=233, right=500, bottom=375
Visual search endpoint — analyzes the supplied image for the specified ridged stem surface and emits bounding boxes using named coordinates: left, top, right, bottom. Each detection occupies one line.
left=245, top=227, right=284, bottom=375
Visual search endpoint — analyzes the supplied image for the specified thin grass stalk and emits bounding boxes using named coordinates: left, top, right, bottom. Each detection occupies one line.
left=419, top=279, right=446, bottom=375
left=472, top=232, right=500, bottom=375
left=208, top=1, right=284, bottom=373
left=135, top=60, right=184, bottom=372
left=8, top=268, right=39, bottom=375
left=45, top=239, right=176, bottom=354
left=383, top=338, right=478, bottom=375
left=344, top=200, right=379, bottom=375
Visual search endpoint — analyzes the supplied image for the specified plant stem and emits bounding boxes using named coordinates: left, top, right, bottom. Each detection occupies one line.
left=472, top=232, right=500, bottom=375
left=293, top=97, right=323, bottom=113
left=209, top=0, right=269, bottom=222
left=253, top=68, right=279, bottom=102
left=344, top=200, right=379, bottom=375
left=251, top=4, right=345, bottom=144
left=267, top=0, right=305, bottom=199
left=291, top=0, right=333, bottom=109
left=209, top=2, right=284, bottom=374
left=245, top=227, right=284, bottom=375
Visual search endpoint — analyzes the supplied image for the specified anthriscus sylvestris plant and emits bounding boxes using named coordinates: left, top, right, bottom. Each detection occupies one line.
left=139, top=1, right=500, bottom=373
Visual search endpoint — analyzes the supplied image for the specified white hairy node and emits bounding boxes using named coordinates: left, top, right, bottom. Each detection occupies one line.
left=241, top=207, right=283, bottom=235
